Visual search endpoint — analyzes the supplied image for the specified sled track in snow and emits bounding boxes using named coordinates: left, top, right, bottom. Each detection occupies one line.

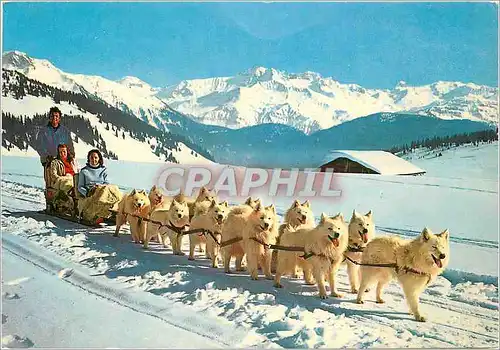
left=1, top=233, right=243, bottom=348
left=377, top=226, right=499, bottom=249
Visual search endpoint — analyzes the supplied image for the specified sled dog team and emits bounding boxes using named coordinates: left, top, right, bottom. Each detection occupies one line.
left=114, top=185, right=450, bottom=322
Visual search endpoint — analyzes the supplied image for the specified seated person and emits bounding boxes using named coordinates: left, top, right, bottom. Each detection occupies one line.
left=77, top=149, right=122, bottom=223
left=78, top=149, right=108, bottom=197
left=47, top=144, right=79, bottom=193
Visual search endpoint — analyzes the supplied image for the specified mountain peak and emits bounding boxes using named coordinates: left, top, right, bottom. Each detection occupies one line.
left=2, top=51, right=33, bottom=70
left=247, top=66, right=270, bottom=77
left=396, top=80, right=407, bottom=88
left=117, top=76, right=153, bottom=89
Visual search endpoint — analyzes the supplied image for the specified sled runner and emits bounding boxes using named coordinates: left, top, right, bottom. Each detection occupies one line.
left=38, top=208, right=116, bottom=228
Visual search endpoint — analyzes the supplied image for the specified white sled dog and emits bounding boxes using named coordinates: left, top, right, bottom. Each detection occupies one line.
left=275, top=213, right=348, bottom=299
left=148, top=185, right=170, bottom=212
left=186, top=187, right=217, bottom=220
left=115, top=189, right=151, bottom=243
left=221, top=197, right=261, bottom=273
left=271, top=199, right=315, bottom=273
left=242, top=202, right=279, bottom=280
left=188, top=200, right=230, bottom=267
left=345, top=210, right=375, bottom=293
left=143, top=198, right=190, bottom=250
left=356, top=227, right=450, bottom=322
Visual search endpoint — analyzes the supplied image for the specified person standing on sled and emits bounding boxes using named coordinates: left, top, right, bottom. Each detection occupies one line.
left=35, top=107, right=75, bottom=211
left=36, top=107, right=74, bottom=167
left=77, top=149, right=122, bottom=224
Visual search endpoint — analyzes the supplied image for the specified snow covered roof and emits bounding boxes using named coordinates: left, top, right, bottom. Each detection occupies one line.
left=317, top=150, right=426, bottom=175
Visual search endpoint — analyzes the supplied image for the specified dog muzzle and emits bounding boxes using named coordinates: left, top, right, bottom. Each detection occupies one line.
left=359, top=230, right=368, bottom=243
left=328, top=232, right=340, bottom=247
left=431, top=254, right=444, bottom=268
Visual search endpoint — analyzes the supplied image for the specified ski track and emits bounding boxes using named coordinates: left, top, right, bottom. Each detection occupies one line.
left=1, top=179, right=499, bottom=348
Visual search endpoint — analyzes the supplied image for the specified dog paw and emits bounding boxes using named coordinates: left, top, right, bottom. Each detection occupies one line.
left=376, top=298, right=385, bottom=304
left=356, top=298, right=364, bottom=304
left=236, top=267, right=246, bottom=272
left=250, top=275, right=259, bottom=281
left=305, top=281, right=315, bottom=286
left=415, top=315, right=427, bottom=322
left=331, top=292, right=343, bottom=298
left=365, top=288, right=370, bottom=292
left=319, top=294, right=328, bottom=299
left=265, top=275, right=274, bottom=280
left=274, top=283, right=283, bottom=288
left=188, top=257, right=195, bottom=261
left=350, top=288, right=358, bottom=294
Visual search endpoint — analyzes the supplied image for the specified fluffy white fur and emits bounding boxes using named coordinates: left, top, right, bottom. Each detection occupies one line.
left=345, top=210, right=375, bottom=293
left=271, top=199, right=315, bottom=274
left=188, top=200, right=230, bottom=267
left=115, top=189, right=151, bottom=243
left=356, top=227, right=450, bottom=322
left=242, top=202, right=279, bottom=280
left=275, top=213, right=348, bottom=299
left=144, top=199, right=190, bottom=251
left=220, top=197, right=261, bottom=273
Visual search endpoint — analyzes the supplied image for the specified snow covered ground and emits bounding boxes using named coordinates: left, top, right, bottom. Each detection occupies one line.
left=1, top=143, right=499, bottom=348
left=403, top=142, right=499, bottom=181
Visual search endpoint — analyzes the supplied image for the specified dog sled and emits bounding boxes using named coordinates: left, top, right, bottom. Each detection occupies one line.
left=43, top=170, right=120, bottom=228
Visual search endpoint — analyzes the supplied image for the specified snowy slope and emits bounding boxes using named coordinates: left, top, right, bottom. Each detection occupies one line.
left=3, top=51, right=498, bottom=135
left=1, top=69, right=214, bottom=164
left=1, top=96, right=212, bottom=164
left=2, top=51, right=166, bottom=128
left=401, top=142, right=499, bottom=181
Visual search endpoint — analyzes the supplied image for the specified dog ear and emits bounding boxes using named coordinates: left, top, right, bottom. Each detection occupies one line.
left=130, top=189, right=136, bottom=195
left=292, top=199, right=300, bottom=208
left=169, top=199, right=176, bottom=210
left=267, top=204, right=276, bottom=213
left=365, top=210, right=372, bottom=219
left=302, top=200, right=310, bottom=208
left=439, top=229, right=449, bottom=241
left=254, top=202, right=262, bottom=212
left=351, top=209, right=357, bottom=220
left=222, top=201, right=229, bottom=207
left=336, top=212, right=344, bottom=222
left=209, top=199, right=216, bottom=208
left=199, top=186, right=208, bottom=195
left=151, top=185, right=157, bottom=191
left=421, top=227, right=432, bottom=241
left=245, top=197, right=252, bottom=205
left=174, top=192, right=185, bottom=203
left=320, top=212, right=327, bottom=224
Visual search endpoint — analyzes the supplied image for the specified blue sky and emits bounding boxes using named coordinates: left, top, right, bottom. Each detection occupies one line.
left=3, top=2, right=498, bottom=89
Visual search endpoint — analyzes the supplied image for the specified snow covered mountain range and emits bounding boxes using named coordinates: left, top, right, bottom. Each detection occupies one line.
left=3, top=51, right=498, bottom=135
